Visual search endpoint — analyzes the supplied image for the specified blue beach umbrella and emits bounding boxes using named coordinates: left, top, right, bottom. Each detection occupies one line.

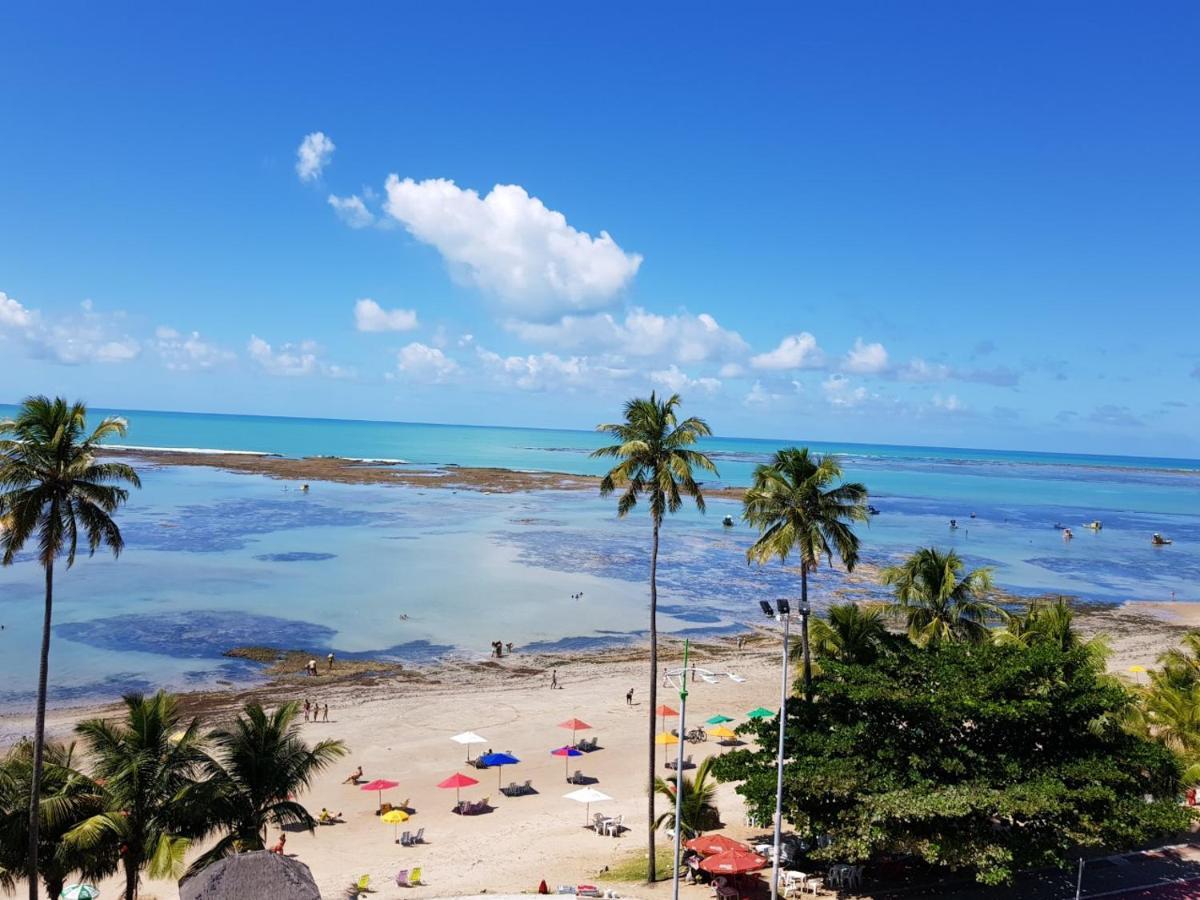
left=551, top=745, right=582, bottom=778
left=479, top=751, right=521, bottom=788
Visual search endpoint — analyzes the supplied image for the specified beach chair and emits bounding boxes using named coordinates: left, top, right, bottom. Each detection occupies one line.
left=569, top=770, right=583, bottom=784
left=592, top=812, right=607, bottom=832
left=399, top=797, right=410, bottom=812
left=412, top=827, right=425, bottom=844
left=409, top=867, right=422, bottom=886
left=604, top=814, right=623, bottom=836
left=521, top=779, right=534, bottom=794
left=399, top=829, right=412, bottom=846
left=356, top=874, right=371, bottom=894
left=394, top=870, right=409, bottom=888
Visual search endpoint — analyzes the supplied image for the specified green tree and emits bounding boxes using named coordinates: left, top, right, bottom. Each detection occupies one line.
left=881, top=547, right=1000, bottom=645
left=0, top=396, right=140, bottom=900
left=592, top=392, right=716, bottom=882
left=652, top=756, right=720, bottom=840
left=997, top=597, right=1109, bottom=668
left=187, top=701, right=346, bottom=876
left=0, top=742, right=117, bottom=900
left=807, top=603, right=888, bottom=665
left=712, top=641, right=1191, bottom=886
left=68, top=692, right=207, bottom=900
left=742, top=448, right=868, bottom=700
left=1156, top=631, right=1200, bottom=689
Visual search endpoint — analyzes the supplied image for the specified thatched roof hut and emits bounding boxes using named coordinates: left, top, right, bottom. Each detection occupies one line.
left=179, top=851, right=321, bottom=900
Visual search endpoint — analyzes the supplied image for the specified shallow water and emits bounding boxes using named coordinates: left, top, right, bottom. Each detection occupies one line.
left=0, top=410, right=1197, bottom=706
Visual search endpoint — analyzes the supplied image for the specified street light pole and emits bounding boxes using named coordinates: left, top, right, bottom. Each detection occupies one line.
left=761, top=598, right=796, bottom=900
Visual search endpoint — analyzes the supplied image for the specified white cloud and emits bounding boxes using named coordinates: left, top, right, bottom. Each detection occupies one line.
left=476, top=346, right=628, bottom=392
left=843, top=338, right=889, bottom=374
left=649, top=365, right=721, bottom=394
left=743, top=380, right=784, bottom=407
left=396, top=342, right=458, bottom=382
left=328, top=194, right=374, bottom=228
left=248, top=335, right=349, bottom=378
left=296, top=132, right=335, bottom=182
left=507, top=307, right=747, bottom=364
left=822, top=374, right=868, bottom=407
left=750, top=333, right=824, bottom=370
left=932, top=393, right=963, bottom=412
left=719, top=362, right=745, bottom=378
left=354, top=298, right=418, bottom=333
left=0, top=292, right=34, bottom=329
left=382, top=176, right=642, bottom=318
left=896, top=358, right=952, bottom=382
left=154, top=326, right=234, bottom=371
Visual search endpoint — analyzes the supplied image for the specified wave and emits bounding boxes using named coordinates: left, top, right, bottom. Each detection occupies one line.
left=106, top=444, right=273, bottom=456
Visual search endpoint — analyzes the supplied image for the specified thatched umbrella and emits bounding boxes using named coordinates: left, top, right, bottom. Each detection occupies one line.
left=180, top=851, right=321, bottom=900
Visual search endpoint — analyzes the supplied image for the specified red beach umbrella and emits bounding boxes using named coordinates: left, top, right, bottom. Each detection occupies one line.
left=437, top=772, right=479, bottom=805
left=551, top=745, right=583, bottom=777
left=360, top=778, right=399, bottom=812
left=656, top=703, right=679, bottom=735
left=699, top=848, right=769, bottom=874
left=686, top=834, right=752, bottom=856
left=559, top=718, right=592, bottom=745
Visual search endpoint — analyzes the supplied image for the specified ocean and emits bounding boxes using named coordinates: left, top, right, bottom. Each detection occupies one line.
left=0, top=405, right=1197, bottom=709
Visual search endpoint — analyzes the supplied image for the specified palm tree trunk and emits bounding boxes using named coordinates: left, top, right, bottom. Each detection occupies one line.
left=800, top=566, right=812, bottom=703
left=45, top=875, right=63, bottom=900
left=27, top=562, right=53, bottom=900
left=124, top=854, right=138, bottom=900
left=646, top=517, right=660, bottom=883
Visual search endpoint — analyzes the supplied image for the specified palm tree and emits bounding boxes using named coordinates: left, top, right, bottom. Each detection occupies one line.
left=68, top=692, right=207, bottom=900
left=742, top=448, right=869, bottom=701
left=186, top=701, right=346, bottom=876
left=0, top=742, right=116, bottom=900
left=880, top=547, right=1000, bottom=646
left=653, top=756, right=720, bottom=840
left=1157, top=631, right=1200, bottom=689
left=592, top=392, right=716, bottom=882
left=996, top=596, right=1110, bottom=667
left=807, top=603, right=887, bottom=665
left=0, top=396, right=140, bottom=899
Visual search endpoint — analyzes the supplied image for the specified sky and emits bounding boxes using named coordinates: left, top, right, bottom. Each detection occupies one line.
left=1, top=2, right=1198, bottom=456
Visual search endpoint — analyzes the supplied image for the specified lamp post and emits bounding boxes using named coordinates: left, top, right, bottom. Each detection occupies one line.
left=662, top=649, right=740, bottom=900
left=760, top=597, right=806, bottom=900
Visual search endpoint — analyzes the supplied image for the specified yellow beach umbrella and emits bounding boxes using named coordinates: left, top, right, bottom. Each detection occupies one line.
left=1129, top=665, right=1147, bottom=684
left=381, top=808, right=410, bottom=843
left=655, top=730, right=679, bottom=767
left=709, top=725, right=737, bottom=739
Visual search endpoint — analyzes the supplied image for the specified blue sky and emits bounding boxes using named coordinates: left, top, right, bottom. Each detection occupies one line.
left=1, top=2, right=1198, bottom=456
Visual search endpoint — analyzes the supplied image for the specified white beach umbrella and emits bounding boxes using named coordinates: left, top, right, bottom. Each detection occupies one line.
left=451, top=731, right=487, bottom=761
left=564, top=786, right=613, bottom=825
left=60, top=887, right=100, bottom=900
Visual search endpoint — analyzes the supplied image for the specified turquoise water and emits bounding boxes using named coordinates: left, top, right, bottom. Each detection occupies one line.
left=0, top=405, right=1197, bottom=710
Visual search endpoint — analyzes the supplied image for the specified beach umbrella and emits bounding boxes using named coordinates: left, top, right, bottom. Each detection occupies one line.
left=564, top=786, right=613, bottom=826
left=1129, top=665, right=1147, bottom=684
left=699, top=848, right=768, bottom=874
left=479, top=751, right=521, bottom=789
left=451, top=731, right=488, bottom=761
left=551, top=745, right=583, bottom=777
left=60, top=887, right=100, bottom=900
left=360, top=778, right=399, bottom=812
left=655, top=703, right=678, bottom=737
left=437, top=772, right=479, bottom=805
left=746, top=706, right=775, bottom=719
left=655, top=730, right=680, bottom=767
left=709, top=725, right=738, bottom=743
left=706, top=714, right=734, bottom=725
left=686, top=834, right=751, bottom=856
left=381, top=808, right=410, bottom=842
left=559, top=718, right=592, bottom=745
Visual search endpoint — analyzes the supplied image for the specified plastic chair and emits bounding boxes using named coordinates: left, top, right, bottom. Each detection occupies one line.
left=357, top=874, right=371, bottom=892
left=394, top=870, right=409, bottom=888
left=409, top=867, right=422, bottom=886
left=398, top=829, right=411, bottom=846
left=412, top=827, right=425, bottom=844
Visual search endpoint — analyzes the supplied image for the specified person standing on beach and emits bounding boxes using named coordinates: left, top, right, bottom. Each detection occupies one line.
left=551, top=669, right=558, bottom=689
left=303, top=699, right=311, bottom=722
left=327, top=652, right=335, bottom=671
left=626, top=688, right=634, bottom=706
left=322, top=703, right=329, bottom=722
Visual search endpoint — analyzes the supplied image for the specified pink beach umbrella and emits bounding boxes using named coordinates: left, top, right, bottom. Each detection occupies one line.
left=437, top=772, right=479, bottom=806
left=558, top=718, right=592, bottom=746
left=551, top=745, right=583, bottom=778
left=360, top=778, right=399, bottom=812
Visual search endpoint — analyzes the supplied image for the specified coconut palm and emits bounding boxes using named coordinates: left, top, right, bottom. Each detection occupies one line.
left=996, top=596, right=1110, bottom=667
left=592, top=392, right=716, bottom=882
left=653, top=756, right=720, bottom=840
left=68, top=692, right=207, bottom=900
left=0, top=396, right=140, bottom=899
left=186, top=701, right=346, bottom=876
left=807, top=603, right=887, bottom=665
left=1157, top=631, right=1200, bottom=689
left=743, top=448, right=869, bottom=701
left=0, top=742, right=117, bottom=900
left=880, top=547, right=1000, bottom=646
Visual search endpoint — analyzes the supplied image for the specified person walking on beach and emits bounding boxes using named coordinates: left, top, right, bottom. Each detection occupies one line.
left=551, top=669, right=558, bottom=689
left=327, top=652, right=335, bottom=671
left=626, top=688, right=634, bottom=706
left=304, top=698, right=311, bottom=722
left=322, top=703, right=329, bottom=722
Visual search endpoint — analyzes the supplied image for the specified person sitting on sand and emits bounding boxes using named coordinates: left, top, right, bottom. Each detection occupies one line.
left=318, top=807, right=343, bottom=825
left=270, top=833, right=286, bottom=854
left=343, top=765, right=363, bottom=784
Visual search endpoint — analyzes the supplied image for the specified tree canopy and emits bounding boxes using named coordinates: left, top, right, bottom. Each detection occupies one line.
left=712, top=639, right=1192, bottom=886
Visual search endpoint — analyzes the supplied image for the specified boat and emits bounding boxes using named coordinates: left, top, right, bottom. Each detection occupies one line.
left=1084, top=520, right=1103, bottom=531
left=722, top=515, right=734, bottom=528
left=1053, top=523, right=1065, bottom=530
left=1152, top=533, right=1173, bottom=546
left=867, top=505, right=880, bottom=516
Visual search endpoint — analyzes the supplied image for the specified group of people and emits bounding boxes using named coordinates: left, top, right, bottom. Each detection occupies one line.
left=303, top=698, right=330, bottom=722
left=490, top=640, right=515, bottom=657
left=303, top=652, right=336, bottom=675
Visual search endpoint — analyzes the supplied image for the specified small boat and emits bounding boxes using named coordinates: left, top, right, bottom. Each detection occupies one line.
left=1053, top=523, right=1065, bottom=530
left=722, top=515, right=734, bottom=528
left=1084, top=520, right=1103, bottom=531
left=867, top=505, right=880, bottom=516
left=1152, top=533, right=1173, bottom=546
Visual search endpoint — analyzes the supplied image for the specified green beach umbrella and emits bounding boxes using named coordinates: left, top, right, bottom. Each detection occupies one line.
left=746, top=707, right=775, bottom=719
left=61, top=887, right=100, bottom=900
left=706, top=714, right=734, bottom=725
